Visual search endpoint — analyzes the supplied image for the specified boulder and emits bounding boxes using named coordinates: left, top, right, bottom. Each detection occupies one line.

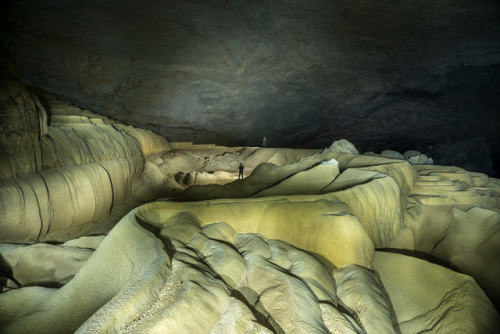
left=328, top=139, right=359, bottom=155
left=403, top=150, right=433, bottom=165
left=380, top=150, right=404, bottom=160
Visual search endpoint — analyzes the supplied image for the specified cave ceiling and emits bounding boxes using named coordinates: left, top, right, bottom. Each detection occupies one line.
left=1, top=0, right=499, bottom=153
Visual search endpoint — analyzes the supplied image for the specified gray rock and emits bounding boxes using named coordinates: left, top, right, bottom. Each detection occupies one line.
left=403, top=150, right=434, bottom=165
left=328, top=139, right=359, bottom=155
left=380, top=150, right=405, bottom=160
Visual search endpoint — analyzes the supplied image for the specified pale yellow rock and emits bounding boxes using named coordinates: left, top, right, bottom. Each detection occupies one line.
left=268, top=240, right=338, bottom=304
left=189, top=235, right=246, bottom=288
left=0, top=243, right=92, bottom=286
left=137, top=198, right=375, bottom=269
left=334, top=155, right=417, bottom=198
left=234, top=233, right=272, bottom=259
left=3, top=186, right=499, bottom=334
left=254, top=159, right=339, bottom=197
left=182, top=170, right=236, bottom=186
left=265, top=148, right=321, bottom=166
left=319, top=303, right=363, bottom=334
left=433, top=207, right=500, bottom=304
left=0, top=157, right=144, bottom=242
left=403, top=165, right=500, bottom=302
left=40, top=121, right=142, bottom=168
left=357, top=161, right=417, bottom=201
left=243, top=148, right=319, bottom=170
left=114, top=124, right=171, bottom=156
left=202, top=222, right=236, bottom=243
left=334, top=265, right=397, bottom=334
left=115, top=253, right=230, bottom=334
left=2, top=70, right=500, bottom=334
left=133, top=160, right=170, bottom=200
left=238, top=252, right=329, bottom=333
left=330, top=176, right=411, bottom=249
left=0, top=73, right=176, bottom=244
left=0, top=209, right=169, bottom=334
left=62, top=235, right=106, bottom=249
left=210, top=297, right=274, bottom=334
left=0, top=287, right=57, bottom=327
left=320, top=168, right=384, bottom=193
left=159, top=215, right=201, bottom=244
left=158, top=150, right=206, bottom=177
left=172, top=154, right=413, bottom=252
left=176, top=151, right=340, bottom=201
left=403, top=204, right=452, bottom=252
left=374, top=251, right=500, bottom=333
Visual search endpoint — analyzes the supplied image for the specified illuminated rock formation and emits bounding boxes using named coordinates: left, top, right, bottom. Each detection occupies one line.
left=375, top=251, right=499, bottom=333
left=0, top=72, right=166, bottom=242
left=1, top=143, right=499, bottom=333
left=1, top=60, right=499, bottom=333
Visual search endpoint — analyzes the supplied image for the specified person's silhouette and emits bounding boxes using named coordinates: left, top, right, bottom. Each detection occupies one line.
left=238, top=163, right=244, bottom=179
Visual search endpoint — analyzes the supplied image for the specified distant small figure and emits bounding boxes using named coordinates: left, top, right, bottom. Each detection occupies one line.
left=238, top=163, right=244, bottom=179
left=261, top=136, right=267, bottom=147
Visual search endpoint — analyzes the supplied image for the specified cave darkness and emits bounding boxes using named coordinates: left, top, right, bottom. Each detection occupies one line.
left=1, top=0, right=500, bottom=175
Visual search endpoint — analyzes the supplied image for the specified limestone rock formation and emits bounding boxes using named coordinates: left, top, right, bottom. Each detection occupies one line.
left=403, top=150, right=433, bottom=165
left=1, top=65, right=499, bottom=332
left=0, top=243, right=92, bottom=287
left=2, top=151, right=499, bottom=333
left=374, top=251, right=500, bottom=333
left=405, top=164, right=500, bottom=303
left=0, top=63, right=173, bottom=243
left=327, top=139, right=359, bottom=155
left=380, top=150, right=405, bottom=160
left=153, top=146, right=319, bottom=190
left=62, top=235, right=106, bottom=250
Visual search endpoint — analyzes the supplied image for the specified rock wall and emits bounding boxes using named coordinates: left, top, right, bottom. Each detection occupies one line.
left=2, top=0, right=499, bottom=166
left=0, top=61, right=172, bottom=243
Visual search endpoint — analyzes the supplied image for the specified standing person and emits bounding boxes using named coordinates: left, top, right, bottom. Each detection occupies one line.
left=261, top=136, right=267, bottom=147
left=238, top=163, right=244, bottom=179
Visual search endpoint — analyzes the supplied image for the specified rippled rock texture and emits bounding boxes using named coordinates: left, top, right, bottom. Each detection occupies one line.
left=2, top=0, right=500, bottom=164
left=2, top=146, right=500, bottom=333
left=0, top=58, right=171, bottom=243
